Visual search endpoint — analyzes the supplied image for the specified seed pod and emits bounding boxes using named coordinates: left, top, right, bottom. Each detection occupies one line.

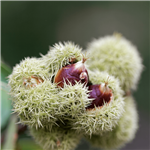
left=71, top=71, right=124, bottom=135
left=30, top=126, right=81, bottom=150
left=86, top=96, right=138, bottom=150
left=86, top=83, right=113, bottom=109
left=54, top=57, right=89, bottom=88
left=86, top=33, right=143, bottom=91
left=8, top=57, right=49, bottom=97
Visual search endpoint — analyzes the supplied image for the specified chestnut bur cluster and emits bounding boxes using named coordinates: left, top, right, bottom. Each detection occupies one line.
left=8, top=34, right=143, bottom=150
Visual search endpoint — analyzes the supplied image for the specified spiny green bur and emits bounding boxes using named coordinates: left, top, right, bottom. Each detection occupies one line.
left=86, top=33, right=143, bottom=91
left=71, top=70, right=124, bottom=136
left=30, top=126, right=81, bottom=150
left=44, top=42, right=92, bottom=121
left=86, top=96, right=138, bottom=150
left=8, top=57, right=50, bottom=96
left=57, top=82, right=92, bottom=119
left=42, top=42, right=82, bottom=75
left=8, top=58, right=60, bottom=128
left=13, top=80, right=60, bottom=128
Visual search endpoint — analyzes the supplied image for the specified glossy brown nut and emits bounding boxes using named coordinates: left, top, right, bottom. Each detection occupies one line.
left=86, top=83, right=113, bottom=109
left=54, top=60, right=89, bottom=88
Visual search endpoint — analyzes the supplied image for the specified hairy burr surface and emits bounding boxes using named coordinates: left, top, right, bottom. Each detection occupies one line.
left=86, top=33, right=143, bottom=91
left=30, top=126, right=81, bottom=150
left=71, top=70, right=124, bottom=135
left=86, top=96, right=138, bottom=150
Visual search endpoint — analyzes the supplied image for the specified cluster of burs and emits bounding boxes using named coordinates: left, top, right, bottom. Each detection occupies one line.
left=9, top=33, right=143, bottom=150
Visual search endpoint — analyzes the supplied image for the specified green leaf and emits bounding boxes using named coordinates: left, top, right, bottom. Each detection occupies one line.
left=17, top=139, right=43, bottom=150
left=2, top=115, right=17, bottom=150
left=0, top=81, right=12, bottom=130
left=1, top=61, right=12, bottom=83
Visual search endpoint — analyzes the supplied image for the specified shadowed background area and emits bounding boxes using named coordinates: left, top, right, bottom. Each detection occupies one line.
left=1, top=1, right=149, bottom=150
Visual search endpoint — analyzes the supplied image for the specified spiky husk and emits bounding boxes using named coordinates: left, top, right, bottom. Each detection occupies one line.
left=86, top=33, right=143, bottom=91
left=86, top=96, right=138, bottom=150
left=12, top=80, right=60, bottom=128
left=56, top=81, right=92, bottom=119
left=30, top=126, right=81, bottom=150
left=71, top=71, right=124, bottom=135
left=8, top=57, right=50, bottom=96
left=8, top=58, right=60, bottom=128
left=42, top=42, right=83, bottom=75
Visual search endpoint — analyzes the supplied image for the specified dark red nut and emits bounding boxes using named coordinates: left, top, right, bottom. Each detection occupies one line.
left=86, top=83, right=113, bottom=109
left=54, top=57, right=88, bottom=88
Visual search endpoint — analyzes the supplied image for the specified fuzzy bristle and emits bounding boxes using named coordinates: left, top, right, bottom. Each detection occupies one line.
left=42, top=42, right=83, bottom=75
left=86, top=96, right=138, bottom=150
left=71, top=70, right=124, bottom=135
left=30, top=126, right=81, bottom=150
left=86, top=34, right=143, bottom=91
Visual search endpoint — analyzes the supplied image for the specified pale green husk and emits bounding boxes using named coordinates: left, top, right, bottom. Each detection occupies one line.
left=87, top=96, right=138, bottom=150
left=86, top=34, right=143, bottom=91
left=8, top=58, right=58, bottom=128
left=12, top=80, right=60, bottom=128
left=30, top=126, right=81, bottom=150
left=8, top=57, right=50, bottom=96
left=42, top=42, right=83, bottom=75
left=56, top=81, right=92, bottom=119
left=71, top=70, right=124, bottom=135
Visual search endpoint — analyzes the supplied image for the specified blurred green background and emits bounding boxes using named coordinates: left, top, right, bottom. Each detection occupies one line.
left=1, top=1, right=149, bottom=150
